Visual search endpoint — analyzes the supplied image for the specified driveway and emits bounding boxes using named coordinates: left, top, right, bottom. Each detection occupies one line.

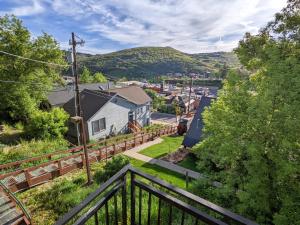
left=151, top=112, right=177, bottom=124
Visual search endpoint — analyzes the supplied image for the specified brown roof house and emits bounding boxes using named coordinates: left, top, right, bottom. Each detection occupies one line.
left=63, top=86, right=152, bottom=142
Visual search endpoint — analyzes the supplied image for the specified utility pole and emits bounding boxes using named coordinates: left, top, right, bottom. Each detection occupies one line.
left=70, top=32, right=92, bottom=185
left=187, top=77, right=193, bottom=116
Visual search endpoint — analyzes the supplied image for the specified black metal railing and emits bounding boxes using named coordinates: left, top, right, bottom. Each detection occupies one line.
left=55, top=165, right=258, bottom=225
left=0, top=180, right=31, bottom=223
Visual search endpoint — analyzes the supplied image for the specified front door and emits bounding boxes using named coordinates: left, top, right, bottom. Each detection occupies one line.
left=128, top=112, right=134, bottom=123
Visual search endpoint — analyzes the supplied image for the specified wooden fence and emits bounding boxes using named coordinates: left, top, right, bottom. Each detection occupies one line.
left=0, top=126, right=177, bottom=192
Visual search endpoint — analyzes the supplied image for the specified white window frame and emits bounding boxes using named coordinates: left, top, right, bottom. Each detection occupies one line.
left=92, top=118, right=106, bottom=135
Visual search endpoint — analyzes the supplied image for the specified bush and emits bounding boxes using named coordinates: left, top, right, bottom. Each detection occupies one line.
left=93, top=72, right=107, bottom=83
left=94, top=155, right=129, bottom=183
left=25, top=108, right=69, bottom=139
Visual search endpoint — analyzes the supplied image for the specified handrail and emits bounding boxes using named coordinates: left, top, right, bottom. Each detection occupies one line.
left=55, top=164, right=131, bottom=225
left=0, top=180, right=31, bottom=222
left=0, top=126, right=175, bottom=178
left=0, top=125, right=176, bottom=171
left=130, top=167, right=257, bottom=225
left=55, top=164, right=258, bottom=225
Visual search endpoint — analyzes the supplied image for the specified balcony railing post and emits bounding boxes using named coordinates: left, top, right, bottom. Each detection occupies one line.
left=130, top=171, right=136, bottom=225
left=122, top=173, right=127, bottom=225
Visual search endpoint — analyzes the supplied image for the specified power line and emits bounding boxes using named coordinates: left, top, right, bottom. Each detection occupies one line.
left=0, top=79, right=72, bottom=92
left=0, top=79, right=46, bottom=86
left=0, top=50, right=71, bottom=67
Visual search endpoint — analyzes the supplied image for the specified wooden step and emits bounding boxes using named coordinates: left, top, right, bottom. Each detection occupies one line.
left=10, top=216, right=27, bottom=225
left=0, top=202, right=14, bottom=216
left=0, top=197, right=10, bottom=207
left=0, top=208, right=23, bottom=225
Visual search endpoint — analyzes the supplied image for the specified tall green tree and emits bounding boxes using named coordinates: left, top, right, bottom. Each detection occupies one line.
left=193, top=1, right=300, bottom=224
left=0, top=15, right=66, bottom=121
left=80, top=66, right=93, bottom=83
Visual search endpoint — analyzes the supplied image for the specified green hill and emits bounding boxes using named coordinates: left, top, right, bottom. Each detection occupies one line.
left=76, top=47, right=240, bottom=78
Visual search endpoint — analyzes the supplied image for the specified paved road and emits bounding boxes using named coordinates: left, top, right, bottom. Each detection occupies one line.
left=151, top=112, right=178, bottom=124
left=123, top=139, right=204, bottom=180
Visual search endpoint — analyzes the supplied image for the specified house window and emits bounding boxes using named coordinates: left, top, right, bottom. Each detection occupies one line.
left=92, top=118, right=106, bottom=135
left=146, top=105, right=150, bottom=111
left=140, top=107, right=143, bottom=113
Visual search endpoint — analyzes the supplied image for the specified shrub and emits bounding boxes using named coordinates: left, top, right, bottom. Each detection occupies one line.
left=94, top=155, right=129, bottom=183
left=25, top=108, right=69, bottom=139
left=93, top=72, right=107, bottom=83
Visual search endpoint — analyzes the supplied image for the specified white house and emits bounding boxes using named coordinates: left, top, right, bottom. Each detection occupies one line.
left=63, top=86, right=152, bottom=142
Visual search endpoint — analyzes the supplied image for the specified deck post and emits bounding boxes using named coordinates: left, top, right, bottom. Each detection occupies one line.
left=24, top=169, right=31, bottom=187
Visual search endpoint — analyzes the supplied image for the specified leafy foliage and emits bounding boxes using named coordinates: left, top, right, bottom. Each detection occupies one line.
left=193, top=1, right=300, bottom=224
left=144, top=89, right=164, bottom=110
left=93, top=72, right=107, bottom=83
left=0, top=15, right=66, bottom=121
left=80, top=66, right=93, bottom=83
left=94, top=155, right=129, bottom=183
left=25, top=108, right=69, bottom=139
left=80, top=66, right=108, bottom=83
left=75, top=47, right=240, bottom=78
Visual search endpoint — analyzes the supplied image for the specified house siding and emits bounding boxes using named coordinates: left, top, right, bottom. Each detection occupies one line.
left=135, top=102, right=151, bottom=127
left=87, top=99, right=151, bottom=141
left=87, top=97, right=133, bottom=140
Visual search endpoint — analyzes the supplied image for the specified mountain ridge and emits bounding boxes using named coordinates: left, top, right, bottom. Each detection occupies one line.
left=75, top=46, right=240, bottom=78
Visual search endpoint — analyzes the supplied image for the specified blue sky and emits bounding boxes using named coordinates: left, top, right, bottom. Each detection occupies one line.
left=0, top=0, right=287, bottom=54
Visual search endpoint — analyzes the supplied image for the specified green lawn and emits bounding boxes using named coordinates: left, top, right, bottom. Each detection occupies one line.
left=129, top=158, right=186, bottom=189
left=139, top=135, right=184, bottom=158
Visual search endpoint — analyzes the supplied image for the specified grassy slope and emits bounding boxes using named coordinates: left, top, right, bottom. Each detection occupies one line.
left=129, top=158, right=186, bottom=189
left=18, top=158, right=187, bottom=224
left=0, top=124, right=69, bottom=165
left=139, top=136, right=184, bottom=158
left=76, top=47, right=240, bottom=77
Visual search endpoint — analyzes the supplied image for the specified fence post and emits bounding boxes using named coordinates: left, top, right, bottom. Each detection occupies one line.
left=122, top=173, right=127, bottom=225
left=24, top=169, right=31, bottom=187
left=105, top=147, right=108, bottom=163
left=124, top=140, right=127, bottom=151
left=113, top=144, right=116, bottom=155
left=185, top=171, right=189, bottom=189
left=141, top=135, right=144, bottom=144
left=130, top=172, right=136, bottom=225
left=57, top=160, right=63, bottom=175
left=98, top=148, right=102, bottom=161
left=80, top=153, right=85, bottom=167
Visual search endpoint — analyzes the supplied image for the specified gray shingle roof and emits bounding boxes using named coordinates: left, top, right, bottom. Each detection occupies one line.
left=63, top=89, right=113, bottom=121
left=182, top=96, right=215, bottom=148
left=108, top=85, right=152, bottom=105
left=47, top=82, right=113, bottom=107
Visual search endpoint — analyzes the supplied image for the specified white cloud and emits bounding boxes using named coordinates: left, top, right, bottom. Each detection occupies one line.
left=89, top=0, right=286, bottom=52
left=0, top=0, right=45, bottom=17
left=3, top=0, right=287, bottom=53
